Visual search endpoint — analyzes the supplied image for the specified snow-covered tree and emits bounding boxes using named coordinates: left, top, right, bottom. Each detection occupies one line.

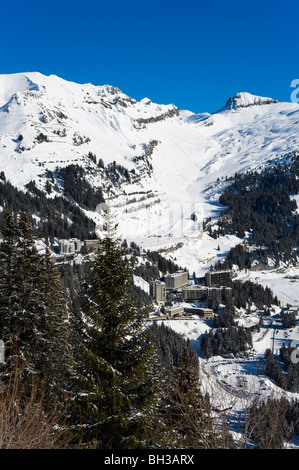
left=154, top=343, right=234, bottom=448
left=0, top=211, right=72, bottom=400
left=70, top=229, right=158, bottom=449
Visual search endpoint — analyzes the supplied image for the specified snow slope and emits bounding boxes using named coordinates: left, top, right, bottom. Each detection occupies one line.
left=0, top=72, right=299, bottom=281
left=1, top=73, right=299, bottom=444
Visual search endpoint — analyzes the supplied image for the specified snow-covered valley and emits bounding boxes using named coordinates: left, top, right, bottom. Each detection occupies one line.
left=1, top=72, right=299, bottom=446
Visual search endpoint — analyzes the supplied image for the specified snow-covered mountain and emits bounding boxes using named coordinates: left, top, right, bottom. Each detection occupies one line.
left=1, top=72, right=299, bottom=291
left=2, top=72, right=299, bottom=445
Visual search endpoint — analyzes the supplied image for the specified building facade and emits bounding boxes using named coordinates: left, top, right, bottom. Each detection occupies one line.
left=84, top=239, right=101, bottom=252
left=184, top=306, right=214, bottom=320
left=164, top=271, right=189, bottom=290
left=182, top=285, right=232, bottom=301
left=165, top=305, right=184, bottom=317
left=204, top=270, right=232, bottom=287
left=151, top=280, right=166, bottom=304
left=59, top=238, right=81, bottom=254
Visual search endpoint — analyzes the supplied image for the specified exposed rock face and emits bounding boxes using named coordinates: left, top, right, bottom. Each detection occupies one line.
left=224, top=92, right=277, bottom=110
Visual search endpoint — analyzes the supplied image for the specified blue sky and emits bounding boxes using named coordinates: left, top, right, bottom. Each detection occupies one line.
left=1, top=0, right=298, bottom=113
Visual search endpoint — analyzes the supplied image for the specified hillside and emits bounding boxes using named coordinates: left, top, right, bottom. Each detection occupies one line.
left=1, top=72, right=299, bottom=448
left=1, top=74, right=299, bottom=265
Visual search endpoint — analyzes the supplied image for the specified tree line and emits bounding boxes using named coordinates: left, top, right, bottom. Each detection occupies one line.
left=247, top=396, right=299, bottom=448
left=265, top=344, right=299, bottom=393
left=210, top=153, right=299, bottom=268
left=0, top=209, right=298, bottom=449
left=0, top=174, right=97, bottom=242
left=0, top=209, right=234, bottom=449
left=54, top=164, right=105, bottom=211
left=200, top=326, right=253, bottom=358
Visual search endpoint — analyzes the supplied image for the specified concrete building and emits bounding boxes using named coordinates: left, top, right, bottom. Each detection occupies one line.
left=205, top=270, right=232, bottom=287
left=184, top=306, right=214, bottom=320
left=182, top=286, right=206, bottom=301
left=165, top=305, right=184, bottom=317
left=151, top=280, right=166, bottom=304
left=182, top=285, right=232, bottom=302
left=59, top=238, right=81, bottom=254
left=84, top=239, right=101, bottom=252
left=164, top=271, right=189, bottom=290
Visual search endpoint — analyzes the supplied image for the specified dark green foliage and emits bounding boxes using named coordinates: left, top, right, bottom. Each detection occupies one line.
left=149, top=338, right=235, bottom=449
left=146, top=324, right=230, bottom=448
left=97, top=157, right=105, bottom=169
left=148, top=322, right=198, bottom=379
left=264, top=346, right=299, bottom=393
left=280, top=310, right=297, bottom=329
left=206, top=276, right=277, bottom=319
left=36, top=132, right=50, bottom=143
left=59, top=261, right=87, bottom=317
left=248, top=397, right=299, bottom=448
left=71, top=233, right=158, bottom=449
left=56, top=164, right=105, bottom=210
left=214, top=153, right=299, bottom=267
left=201, top=326, right=252, bottom=358
left=59, top=259, right=153, bottom=318
left=87, top=151, right=97, bottom=164
left=213, top=305, right=236, bottom=328
left=106, top=161, right=131, bottom=184
left=0, top=211, right=44, bottom=377
left=155, top=345, right=215, bottom=448
left=215, top=244, right=253, bottom=270
left=204, top=293, right=221, bottom=313
left=146, top=250, right=181, bottom=275
left=0, top=211, right=72, bottom=397
left=264, top=349, right=287, bottom=390
left=128, top=282, right=153, bottom=309
left=232, top=280, right=277, bottom=309
left=134, top=262, right=160, bottom=283
left=0, top=176, right=97, bottom=241
left=279, top=343, right=299, bottom=392
left=128, top=242, right=182, bottom=282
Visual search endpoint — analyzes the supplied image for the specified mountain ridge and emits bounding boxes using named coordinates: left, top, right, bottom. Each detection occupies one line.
left=0, top=71, right=299, bottom=279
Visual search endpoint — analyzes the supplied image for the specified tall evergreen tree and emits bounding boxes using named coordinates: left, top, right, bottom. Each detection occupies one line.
left=0, top=209, right=18, bottom=369
left=12, top=212, right=45, bottom=368
left=0, top=210, right=40, bottom=378
left=70, top=228, right=158, bottom=449
left=34, top=246, right=73, bottom=399
left=155, top=343, right=233, bottom=448
left=0, top=211, right=71, bottom=399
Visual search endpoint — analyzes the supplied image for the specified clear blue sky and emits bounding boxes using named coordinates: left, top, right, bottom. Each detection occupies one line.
left=1, top=0, right=298, bottom=113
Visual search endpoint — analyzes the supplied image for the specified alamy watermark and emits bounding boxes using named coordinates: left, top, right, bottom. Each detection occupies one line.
left=291, top=79, right=299, bottom=103
left=0, top=340, right=4, bottom=364
left=290, top=340, right=299, bottom=364
left=95, top=201, right=205, bottom=240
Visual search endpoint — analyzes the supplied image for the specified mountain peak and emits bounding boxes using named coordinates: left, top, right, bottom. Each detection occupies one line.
left=0, top=72, right=42, bottom=107
left=223, top=92, right=277, bottom=110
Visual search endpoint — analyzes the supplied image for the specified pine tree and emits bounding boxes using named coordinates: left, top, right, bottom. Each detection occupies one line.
left=12, top=212, right=45, bottom=368
left=0, top=210, right=18, bottom=370
left=34, top=247, right=73, bottom=399
left=0, top=211, right=71, bottom=400
left=70, top=229, right=158, bottom=449
left=155, top=343, right=230, bottom=448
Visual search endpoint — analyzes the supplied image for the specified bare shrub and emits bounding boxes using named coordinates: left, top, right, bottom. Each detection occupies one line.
left=0, top=361, right=69, bottom=449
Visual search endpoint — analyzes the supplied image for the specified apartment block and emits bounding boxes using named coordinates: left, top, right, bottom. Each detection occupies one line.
left=165, top=305, right=184, bottom=317
left=182, top=285, right=232, bottom=301
left=151, top=280, right=166, bottom=304
left=59, top=238, right=81, bottom=254
left=204, top=270, right=232, bottom=287
left=184, top=306, right=214, bottom=320
left=164, top=270, right=189, bottom=290
left=84, top=239, right=101, bottom=252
